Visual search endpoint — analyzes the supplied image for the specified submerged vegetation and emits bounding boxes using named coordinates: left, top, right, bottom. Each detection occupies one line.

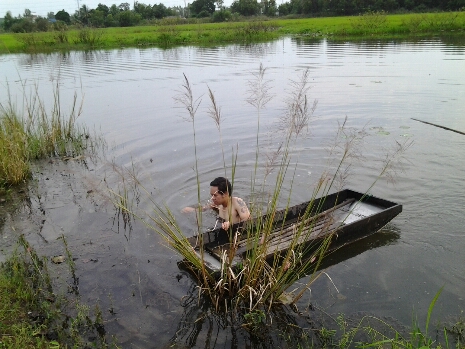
left=0, top=80, right=96, bottom=191
left=0, top=11, right=464, bottom=53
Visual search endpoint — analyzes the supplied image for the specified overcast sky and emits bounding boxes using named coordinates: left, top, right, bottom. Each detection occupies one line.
left=0, top=0, right=196, bottom=17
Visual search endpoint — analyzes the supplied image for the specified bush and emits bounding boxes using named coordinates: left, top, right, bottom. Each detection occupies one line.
left=74, top=27, right=103, bottom=45
left=10, top=19, right=35, bottom=33
left=212, top=10, right=232, bottom=22
left=35, top=17, right=50, bottom=32
left=351, top=10, right=388, bottom=33
left=197, top=10, right=211, bottom=18
left=157, top=17, right=188, bottom=25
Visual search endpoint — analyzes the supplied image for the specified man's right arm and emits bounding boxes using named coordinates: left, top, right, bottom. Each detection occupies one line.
left=182, top=203, right=215, bottom=213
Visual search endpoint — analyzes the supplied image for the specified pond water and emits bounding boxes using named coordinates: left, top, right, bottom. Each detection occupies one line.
left=1, top=36, right=464, bottom=347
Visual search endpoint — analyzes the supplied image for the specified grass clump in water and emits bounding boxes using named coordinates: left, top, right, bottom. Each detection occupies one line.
left=0, top=80, right=95, bottom=190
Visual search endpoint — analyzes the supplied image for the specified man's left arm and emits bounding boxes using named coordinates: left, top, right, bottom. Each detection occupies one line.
left=235, top=197, right=250, bottom=222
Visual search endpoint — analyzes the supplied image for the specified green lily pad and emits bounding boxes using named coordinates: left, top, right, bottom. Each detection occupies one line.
left=377, top=130, right=390, bottom=135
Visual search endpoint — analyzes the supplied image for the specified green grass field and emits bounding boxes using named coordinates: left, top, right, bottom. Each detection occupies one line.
left=0, top=12, right=464, bottom=54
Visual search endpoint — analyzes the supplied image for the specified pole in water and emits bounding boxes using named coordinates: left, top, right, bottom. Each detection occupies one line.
left=411, top=118, right=465, bottom=136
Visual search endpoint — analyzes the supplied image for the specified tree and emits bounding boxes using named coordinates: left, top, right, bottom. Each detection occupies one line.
left=96, top=3, right=110, bottom=16
left=2, top=11, right=17, bottom=31
left=118, top=2, right=131, bottom=11
left=230, top=0, right=260, bottom=15
left=301, top=0, right=320, bottom=14
left=277, top=2, right=291, bottom=15
left=117, top=10, right=141, bottom=26
left=190, top=0, right=216, bottom=16
left=35, top=17, right=49, bottom=31
left=134, top=1, right=153, bottom=19
left=262, top=0, right=277, bottom=16
left=448, top=0, right=465, bottom=9
left=109, top=4, right=119, bottom=16
left=153, top=3, right=170, bottom=18
left=118, top=10, right=132, bottom=26
left=383, top=0, right=399, bottom=11
left=216, top=0, right=225, bottom=10
left=89, top=10, right=106, bottom=27
left=212, top=9, right=232, bottom=21
left=11, top=18, right=34, bottom=33
left=55, top=9, right=71, bottom=24
left=75, top=5, right=91, bottom=25
left=104, top=14, right=118, bottom=26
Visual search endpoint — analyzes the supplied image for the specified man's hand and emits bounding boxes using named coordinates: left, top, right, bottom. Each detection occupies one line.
left=182, top=206, right=195, bottom=213
left=221, top=221, right=230, bottom=230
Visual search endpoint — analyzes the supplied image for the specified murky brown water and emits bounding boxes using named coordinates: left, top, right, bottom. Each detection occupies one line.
left=1, top=36, right=464, bottom=347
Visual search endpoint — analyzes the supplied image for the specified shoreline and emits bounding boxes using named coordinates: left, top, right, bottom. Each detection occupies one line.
left=1, top=12, right=464, bottom=54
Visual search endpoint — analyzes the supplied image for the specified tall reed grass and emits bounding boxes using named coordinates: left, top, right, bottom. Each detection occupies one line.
left=0, top=80, right=94, bottom=189
left=112, top=65, right=411, bottom=316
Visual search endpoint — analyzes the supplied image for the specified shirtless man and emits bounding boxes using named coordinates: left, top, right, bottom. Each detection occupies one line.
left=182, top=177, right=250, bottom=230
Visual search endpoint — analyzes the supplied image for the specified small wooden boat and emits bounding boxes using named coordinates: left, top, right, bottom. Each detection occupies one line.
left=183, top=189, right=402, bottom=274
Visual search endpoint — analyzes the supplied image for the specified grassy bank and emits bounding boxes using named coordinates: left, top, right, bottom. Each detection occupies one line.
left=0, top=235, right=116, bottom=348
left=0, top=11, right=464, bottom=54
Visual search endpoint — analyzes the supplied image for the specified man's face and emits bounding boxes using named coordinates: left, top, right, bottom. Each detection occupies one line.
left=210, top=186, right=224, bottom=206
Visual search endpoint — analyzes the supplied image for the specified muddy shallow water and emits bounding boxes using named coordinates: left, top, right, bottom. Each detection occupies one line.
left=1, top=36, right=465, bottom=347
left=0, top=159, right=409, bottom=347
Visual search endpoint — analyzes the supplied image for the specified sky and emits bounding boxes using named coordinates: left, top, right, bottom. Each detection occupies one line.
left=0, top=0, right=191, bottom=18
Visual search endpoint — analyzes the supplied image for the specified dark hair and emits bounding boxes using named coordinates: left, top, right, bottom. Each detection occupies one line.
left=210, top=177, right=232, bottom=195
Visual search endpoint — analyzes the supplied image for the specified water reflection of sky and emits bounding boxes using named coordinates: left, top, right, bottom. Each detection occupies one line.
left=5, top=37, right=462, bottom=130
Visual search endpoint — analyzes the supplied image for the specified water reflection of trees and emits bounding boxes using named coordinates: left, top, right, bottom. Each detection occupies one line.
left=17, top=50, right=108, bottom=67
left=224, top=41, right=278, bottom=59
left=292, top=37, right=465, bottom=56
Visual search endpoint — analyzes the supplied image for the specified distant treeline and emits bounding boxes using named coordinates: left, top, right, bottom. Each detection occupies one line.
left=1, top=0, right=464, bottom=32
left=278, top=0, right=464, bottom=16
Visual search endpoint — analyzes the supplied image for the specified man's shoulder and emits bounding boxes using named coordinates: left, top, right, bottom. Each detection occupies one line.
left=233, top=196, right=247, bottom=206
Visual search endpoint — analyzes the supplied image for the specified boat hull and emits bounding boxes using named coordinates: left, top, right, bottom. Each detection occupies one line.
left=181, top=189, right=402, bottom=275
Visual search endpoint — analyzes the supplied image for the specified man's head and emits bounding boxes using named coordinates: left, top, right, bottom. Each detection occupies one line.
left=209, top=177, right=232, bottom=205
